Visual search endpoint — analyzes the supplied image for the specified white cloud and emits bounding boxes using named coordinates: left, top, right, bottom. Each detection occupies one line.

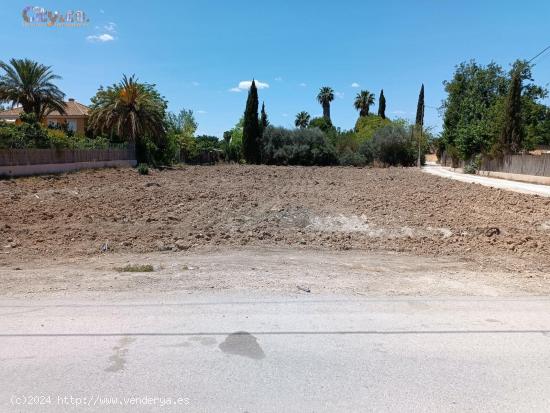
left=239, top=80, right=269, bottom=89
left=104, top=22, right=117, bottom=33
left=229, top=80, right=270, bottom=92
left=335, top=91, right=345, bottom=99
left=191, top=81, right=200, bottom=87
left=86, top=33, right=115, bottom=42
left=274, top=76, right=283, bottom=82
left=299, top=82, right=307, bottom=87
left=351, top=82, right=360, bottom=88
left=197, top=110, right=207, bottom=114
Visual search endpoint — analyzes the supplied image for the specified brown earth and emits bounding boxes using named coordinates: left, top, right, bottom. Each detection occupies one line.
left=1, top=165, right=549, bottom=274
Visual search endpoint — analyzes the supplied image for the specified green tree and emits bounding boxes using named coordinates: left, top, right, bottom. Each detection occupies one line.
left=295, top=111, right=311, bottom=128
left=317, top=86, right=334, bottom=121
left=441, top=61, right=507, bottom=159
left=378, top=89, right=386, bottom=119
left=354, top=90, right=375, bottom=117
left=355, top=115, right=391, bottom=142
left=441, top=59, right=549, bottom=159
left=260, top=102, right=269, bottom=129
left=499, top=67, right=523, bottom=154
left=166, top=109, right=198, bottom=160
left=242, top=80, right=261, bottom=163
left=415, top=84, right=424, bottom=127
left=227, top=117, right=244, bottom=162
left=0, top=58, right=66, bottom=119
left=88, top=75, right=167, bottom=163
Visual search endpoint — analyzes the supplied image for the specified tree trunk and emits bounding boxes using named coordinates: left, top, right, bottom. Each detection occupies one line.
left=323, top=103, right=331, bottom=121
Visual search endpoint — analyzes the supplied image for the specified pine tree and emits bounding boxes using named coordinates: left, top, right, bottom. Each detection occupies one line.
left=378, top=89, right=386, bottom=119
left=243, top=80, right=260, bottom=163
left=415, top=84, right=424, bottom=127
left=500, top=68, right=523, bottom=154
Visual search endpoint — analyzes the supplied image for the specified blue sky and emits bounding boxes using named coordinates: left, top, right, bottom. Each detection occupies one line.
left=1, top=1, right=549, bottom=137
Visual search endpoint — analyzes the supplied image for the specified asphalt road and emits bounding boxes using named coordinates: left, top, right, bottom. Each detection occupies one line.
left=422, top=164, right=550, bottom=197
left=1, top=293, right=550, bottom=412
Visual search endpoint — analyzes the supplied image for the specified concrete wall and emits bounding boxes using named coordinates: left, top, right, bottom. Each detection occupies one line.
left=0, top=159, right=137, bottom=177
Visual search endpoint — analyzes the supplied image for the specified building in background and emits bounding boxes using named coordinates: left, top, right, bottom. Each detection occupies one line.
left=0, top=98, right=89, bottom=134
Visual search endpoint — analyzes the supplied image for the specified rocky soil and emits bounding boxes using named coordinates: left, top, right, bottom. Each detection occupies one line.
left=1, top=165, right=549, bottom=273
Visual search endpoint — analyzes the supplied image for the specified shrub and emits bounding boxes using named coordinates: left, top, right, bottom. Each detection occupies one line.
left=334, top=130, right=360, bottom=155
left=338, top=149, right=368, bottom=166
left=137, top=163, right=149, bottom=175
left=355, top=115, right=391, bottom=142
left=358, top=139, right=375, bottom=164
left=261, top=126, right=338, bottom=166
left=115, top=263, right=154, bottom=272
left=463, top=154, right=482, bottom=174
left=46, top=128, right=70, bottom=148
left=308, top=117, right=333, bottom=132
left=370, top=125, right=417, bottom=166
left=0, top=122, right=26, bottom=148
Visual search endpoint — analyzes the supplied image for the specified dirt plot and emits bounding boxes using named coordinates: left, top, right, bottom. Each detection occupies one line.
left=1, top=165, right=549, bottom=275
left=2, top=248, right=548, bottom=297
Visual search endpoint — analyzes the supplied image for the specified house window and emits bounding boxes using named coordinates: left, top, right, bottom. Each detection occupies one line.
left=67, top=120, right=77, bottom=132
left=48, top=120, right=59, bottom=128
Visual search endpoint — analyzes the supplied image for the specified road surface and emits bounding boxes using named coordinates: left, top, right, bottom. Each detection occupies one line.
left=2, top=293, right=550, bottom=412
left=422, top=164, right=550, bottom=197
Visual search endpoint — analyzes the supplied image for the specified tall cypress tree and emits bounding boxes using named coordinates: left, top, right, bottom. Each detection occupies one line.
left=500, top=68, right=523, bottom=154
left=243, top=80, right=260, bottom=163
left=378, top=89, right=386, bottom=119
left=415, top=84, right=424, bottom=127
left=260, top=102, right=269, bottom=130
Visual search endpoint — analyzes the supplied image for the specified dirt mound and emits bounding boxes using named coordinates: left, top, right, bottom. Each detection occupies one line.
left=1, top=165, right=549, bottom=272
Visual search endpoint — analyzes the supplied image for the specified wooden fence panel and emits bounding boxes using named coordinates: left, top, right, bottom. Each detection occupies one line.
left=481, top=154, right=550, bottom=177
left=0, top=146, right=135, bottom=167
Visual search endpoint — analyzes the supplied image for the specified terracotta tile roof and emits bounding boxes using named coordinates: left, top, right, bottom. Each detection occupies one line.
left=0, top=99, right=89, bottom=118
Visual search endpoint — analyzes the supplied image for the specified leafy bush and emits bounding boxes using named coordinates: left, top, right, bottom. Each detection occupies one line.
left=262, top=126, right=338, bottom=166
left=370, top=125, right=417, bottom=166
left=137, top=163, right=149, bottom=175
left=308, top=117, right=333, bottom=132
left=0, top=121, right=26, bottom=148
left=463, top=154, right=482, bottom=174
left=334, top=130, right=360, bottom=155
left=137, top=133, right=179, bottom=166
left=0, top=116, right=113, bottom=150
left=195, top=135, right=221, bottom=151
left=338, top=149, right=367, bottom=166
left=355, top=115, right=391, bottom=142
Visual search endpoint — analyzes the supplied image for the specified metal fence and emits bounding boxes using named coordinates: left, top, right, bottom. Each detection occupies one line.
left=0, top=146, right=135, bottom=167
left=481, top=154, right=550, bottom=177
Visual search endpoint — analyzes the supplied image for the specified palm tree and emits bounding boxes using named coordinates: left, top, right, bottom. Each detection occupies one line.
left=354, top=90, right=375, bottom=117
left=88, top=74, right=167, bottom=143
left=295, top=111, right=311, bottom=128
left=0, top=58, right=66, bottom=119
left=317, top=87, right=334, bottom=121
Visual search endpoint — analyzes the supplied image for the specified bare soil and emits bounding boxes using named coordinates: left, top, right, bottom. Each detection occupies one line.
left=1, top=164, right=549, bottom=294
left=2, top=248, right=548, bottom=297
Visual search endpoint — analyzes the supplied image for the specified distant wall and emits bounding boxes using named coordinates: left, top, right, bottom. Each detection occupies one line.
left=481, top=154, right=550, bottom=177
left=0, top=147, right=136, bottom=177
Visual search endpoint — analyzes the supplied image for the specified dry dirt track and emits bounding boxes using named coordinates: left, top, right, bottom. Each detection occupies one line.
left=1, top=164, right=549, bottom=277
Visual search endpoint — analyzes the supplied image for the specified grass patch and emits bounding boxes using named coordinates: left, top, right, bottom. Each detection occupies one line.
left=115, top=263, right=154, bottom=273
